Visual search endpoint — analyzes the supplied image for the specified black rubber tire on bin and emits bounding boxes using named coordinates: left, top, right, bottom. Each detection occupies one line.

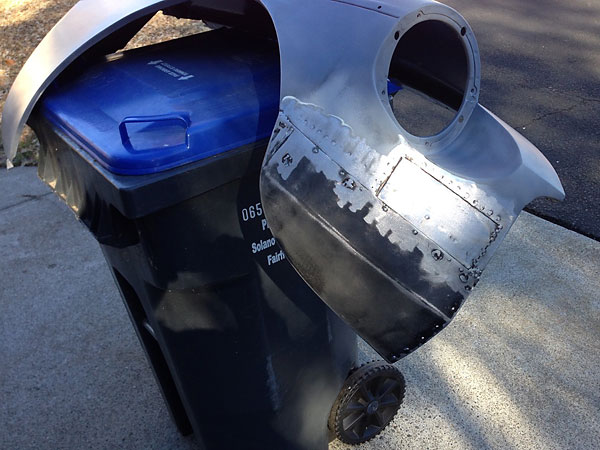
left=328, top=361, right=405, bottom=445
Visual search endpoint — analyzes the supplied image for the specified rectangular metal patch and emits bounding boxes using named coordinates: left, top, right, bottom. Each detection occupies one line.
left=378, top=158, right=497, bottom=268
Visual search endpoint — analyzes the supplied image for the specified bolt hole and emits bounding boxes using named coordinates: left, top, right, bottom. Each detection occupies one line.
left=394, top=31, right=400, bottom=40
left=461, top=27, right=467, bottom=36
left=377, top=5, right=382, bottom=9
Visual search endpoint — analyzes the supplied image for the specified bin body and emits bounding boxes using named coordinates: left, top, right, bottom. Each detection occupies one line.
left=30, top=29, right=357, bottom=450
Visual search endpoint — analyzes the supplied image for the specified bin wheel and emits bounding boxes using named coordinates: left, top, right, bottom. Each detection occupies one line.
left=329, top=361, right=405, bottom=445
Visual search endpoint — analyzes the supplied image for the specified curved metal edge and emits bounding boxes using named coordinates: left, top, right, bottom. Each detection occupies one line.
left=1, top=0, right=187, bottom=167
left=482, top=105, right=565, bottom=202
left=259, top=0, right=563, bottom=205
left=258, top=0, right=485, bottom=157
left=257, top=0, right=565, bottom=361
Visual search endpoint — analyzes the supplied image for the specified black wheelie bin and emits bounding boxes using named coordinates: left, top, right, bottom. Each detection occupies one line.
left=28, top=27, right=405, bottom=449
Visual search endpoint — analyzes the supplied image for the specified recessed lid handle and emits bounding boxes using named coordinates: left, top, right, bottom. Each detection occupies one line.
left=119, top=114, right=191, bottom=153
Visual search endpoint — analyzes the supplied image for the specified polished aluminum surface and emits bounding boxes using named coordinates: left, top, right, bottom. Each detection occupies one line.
left=259, top=0, right=564, bottom=361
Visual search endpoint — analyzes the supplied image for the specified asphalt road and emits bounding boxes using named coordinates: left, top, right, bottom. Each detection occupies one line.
left=445, top=0, right=600, bottom=241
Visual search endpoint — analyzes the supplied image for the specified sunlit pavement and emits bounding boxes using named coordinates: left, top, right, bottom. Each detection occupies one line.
left=1, top=166, right=598, bottom=450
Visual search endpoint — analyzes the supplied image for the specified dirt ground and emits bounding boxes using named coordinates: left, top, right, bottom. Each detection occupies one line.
left=0, top=0, right=207, bottom=167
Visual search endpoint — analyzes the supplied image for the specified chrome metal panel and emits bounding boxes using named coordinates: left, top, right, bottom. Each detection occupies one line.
left=1, top=0, right=186, bottom=167
left=259, top=0, right=564, bottom=361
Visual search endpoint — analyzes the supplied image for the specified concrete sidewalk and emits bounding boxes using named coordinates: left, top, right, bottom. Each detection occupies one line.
left=1, top=167, right=599, bottom=449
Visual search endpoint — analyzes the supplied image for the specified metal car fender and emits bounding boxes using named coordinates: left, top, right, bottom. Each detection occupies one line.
left=258, top=0, right=565, bottom=361
left=2, top=0, right=565, bottom=363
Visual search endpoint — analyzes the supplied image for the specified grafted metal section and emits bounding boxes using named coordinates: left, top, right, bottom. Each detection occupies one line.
left=258, top=0, right=564, bottom=362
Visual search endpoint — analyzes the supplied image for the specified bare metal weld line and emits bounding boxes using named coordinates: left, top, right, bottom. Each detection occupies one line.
left=268, top=128, right=294, bottom=157
left=375, top=156, right=402, bottom=197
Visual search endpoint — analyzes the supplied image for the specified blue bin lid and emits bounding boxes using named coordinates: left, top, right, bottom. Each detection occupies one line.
left=40, top=29, right=281, bottom=175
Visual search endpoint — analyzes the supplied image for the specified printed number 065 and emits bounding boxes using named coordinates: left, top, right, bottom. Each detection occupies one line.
left=242, top=203, right=263, bottom=221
